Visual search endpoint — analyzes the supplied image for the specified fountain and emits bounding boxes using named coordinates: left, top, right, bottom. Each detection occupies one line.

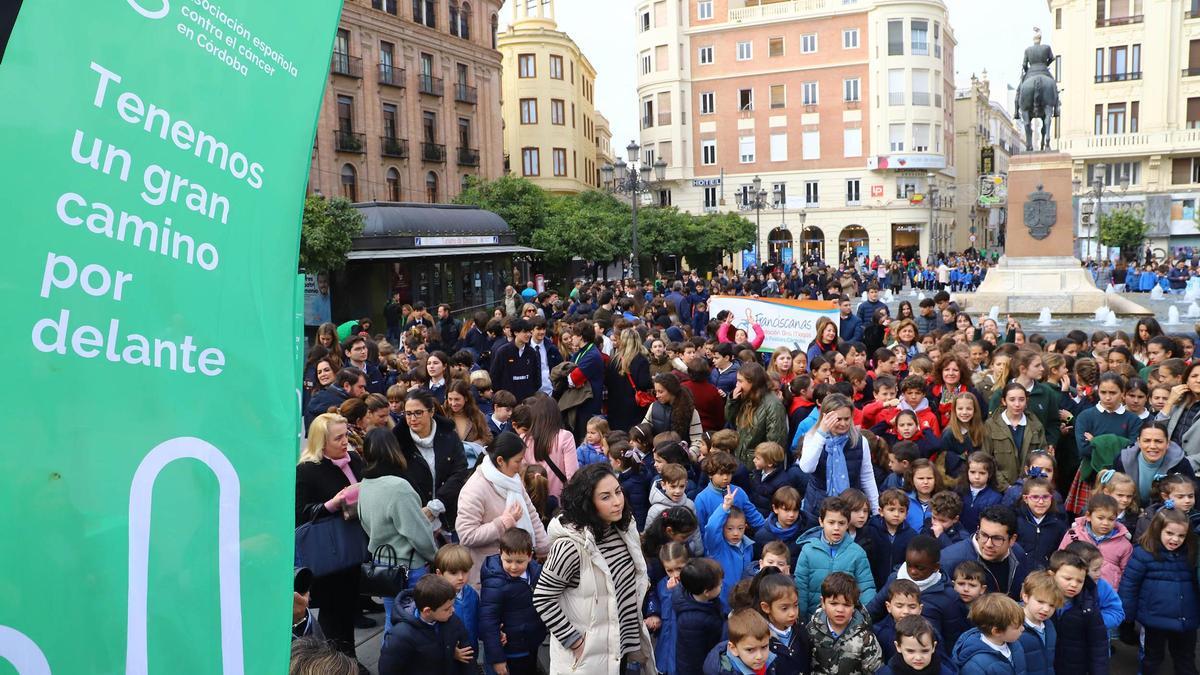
left=1188, top=278, right=1200, bottom=301
left=1188, top=302, right=1200, bottom=319
left=1035, top=307, right=1054, bottom=326
left=1094, top=306, right=1110, bottom=323
left=1165, top=305, right=1182, bottom=326
left=1105, top=284, right=1116, bottom=294
left=989, top=306, right=1001, bottom=322
left=917, top=292, right=926, bottom=301
left=1151, top=285, right=1165, bottom=300
left=1104, top=310, right=1121, bottom=327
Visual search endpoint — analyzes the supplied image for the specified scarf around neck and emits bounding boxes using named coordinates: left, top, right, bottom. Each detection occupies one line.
left=480, top=453, right=536, bottom=540
left=823, top=431, right=852, bottom=497
left=897, top=563, right=942, bottom=593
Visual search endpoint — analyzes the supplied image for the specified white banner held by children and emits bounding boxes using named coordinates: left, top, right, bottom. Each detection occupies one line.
left=709, top=296, right=839, bottom=352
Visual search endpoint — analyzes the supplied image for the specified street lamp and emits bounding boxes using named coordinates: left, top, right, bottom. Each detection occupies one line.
left=601, top=140, right=667, bottom=281
left=1073, top=162, right=1130, bottom=262
left=746, top=175, right=773, bottom=268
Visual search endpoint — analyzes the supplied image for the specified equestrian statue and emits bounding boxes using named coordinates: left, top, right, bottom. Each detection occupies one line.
left=1015, top=27, right=1059, bottom=152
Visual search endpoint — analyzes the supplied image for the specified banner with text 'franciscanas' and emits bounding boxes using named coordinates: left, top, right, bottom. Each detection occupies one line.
left=0, top=1, right=341, bottom=672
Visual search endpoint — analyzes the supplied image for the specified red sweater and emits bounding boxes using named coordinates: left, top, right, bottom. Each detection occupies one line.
left=682, top=379, right=726, bottom=432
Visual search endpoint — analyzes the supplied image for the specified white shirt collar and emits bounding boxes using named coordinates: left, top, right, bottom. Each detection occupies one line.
left=1001, top=411, right=1027, bottom=427
left=1096, top=403, right=1127, bottom=414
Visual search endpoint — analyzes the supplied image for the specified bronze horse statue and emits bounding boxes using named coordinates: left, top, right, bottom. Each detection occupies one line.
left=1016, top=29, right=1059, bottom=152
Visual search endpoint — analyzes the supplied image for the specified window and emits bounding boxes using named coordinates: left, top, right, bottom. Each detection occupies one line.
left=641, top=51, right=652, bottom=74
left=700, top=91, right=715, bottom=115
left=382, top=103, right=398, bottom=139
left=846, top=178, right=861, bottom=205
left=888, top=19, right=903, bottom=55
left=549, top=55, right=563, bottom=79
left=802, top=82, right=818, bottom=105
left=425, top=171, right=438, bottom=202
left=412, top=0, right=436, bottom=27
left=913, top=123, right=930, bottom=151
left=551, top=99, right=565, bottom=125
left=933, top=21, right=941, bottom=58
left=373, top=0, right=398, bottom=14
left=770, top=85, right=786, bottom=109
left=737, top=41, right=753, bottom=61
left=802, top=131, right=820, bottom=160
left=843, top=78, right=860, bottom=102
left=801, top=33, right=818, bottom=53
left=897, top=178, right=917, bottom=199
left=804, top=180, right=819, bottom=207
left=772, top=183, right=787, bottom=207
left=520, top=98, right=537, bottom=124
left=656, top=44, right=669, bottom=71
left=770, top=133, right=788, bottom=161
left=640, top=10, right=650, bottom=31
left=698, top=46, right=714, bottom=65
left=888, top=68, right=905, bottom=105
left=1094, top=103, right=1104, bottom=135
left=701, top=139, right=717, bottom=165
left=642, top=98, right=654, bottom=127
left=738, top=88, right=753, bottom=111
left=1056, top=7, right=1062, bottom=29
left=911, top=20, right=928, bottom=55
left=769, top=37, right=785, bottom=57
left=889, top=123, right=905, bottom=152
left=553, top=148, right=567, bottom=176
left=336, top=95, right=355, bottom=132
left=912, top=69, right=930, bottom=106
left=491, top=13, right=498, bottom=49
left=933, top=124, right=942, bottom=152
left=698, top=0, right=713, bottom=20
left=703, top=186, right=718, bottom=209
left=521, top=147, right=540, bottom=176
left=843, top=128, right=862, bottom=157
left=1088, top=161, right=1140, bottom=186
left=386, top=167, right=401, bottom=201
left=458, top=117, right=471, bottom=148
left=449, top=1, right=460, bottom=36
left=518, top=54, right=535, bottom=77
left=657, top=189, right=672, bottom=206
left=422, top=110, right=437, bottom=143
left=1107, top=103, right=1126, bottom=134
left=843, top=28, right=859, bottom=49
left=739, top=136, right=755, bottom=163
left=1131, top=100, right=1140, bottom=132
left=341, top=164, right=358, bottom=201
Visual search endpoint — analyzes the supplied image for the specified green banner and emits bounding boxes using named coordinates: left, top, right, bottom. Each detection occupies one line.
left=0, top=1, right=341, bottom=672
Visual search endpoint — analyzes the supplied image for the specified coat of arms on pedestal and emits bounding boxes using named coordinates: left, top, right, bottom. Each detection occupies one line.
left=1024, top=184, right=1056, bottom=240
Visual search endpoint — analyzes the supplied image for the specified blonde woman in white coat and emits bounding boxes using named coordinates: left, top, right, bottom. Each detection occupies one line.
left=532, top=463, right=655, bottom=675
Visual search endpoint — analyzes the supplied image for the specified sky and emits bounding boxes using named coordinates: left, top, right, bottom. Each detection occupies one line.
left=501, top=0, right=1053, bottom=154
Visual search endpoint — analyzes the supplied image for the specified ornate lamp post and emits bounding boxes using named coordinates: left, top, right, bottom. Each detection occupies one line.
left=1073, top=162, right=1129, bottom=262
left=601, top=141, right=667, bottom=280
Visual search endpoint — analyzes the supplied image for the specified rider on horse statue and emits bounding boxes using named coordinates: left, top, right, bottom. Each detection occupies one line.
left=1016, top=28, right=1059, bottom=152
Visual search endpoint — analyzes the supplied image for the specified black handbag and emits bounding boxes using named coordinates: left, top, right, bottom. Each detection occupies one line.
left=294, top=511, right=369, bottom=578
left=360, top=544, right=410, bottom=598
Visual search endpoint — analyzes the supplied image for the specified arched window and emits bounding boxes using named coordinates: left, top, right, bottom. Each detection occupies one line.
left=448, top=0, right=460, bottom=36
left=340, top=164, right=358, bottom=201
left=459, top=1, right=471, bottom=39
left=386, top=168, right=402, bottom=202
left=491, top=14, right=498, bottom=49
left=426, top=171, right=439, bottom=203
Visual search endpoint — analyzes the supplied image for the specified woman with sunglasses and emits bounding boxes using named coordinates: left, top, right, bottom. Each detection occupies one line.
left=392, top=389, right=469, bottom=534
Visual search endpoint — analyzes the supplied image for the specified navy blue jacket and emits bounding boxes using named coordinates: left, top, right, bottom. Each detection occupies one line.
left=1118, top=544, right=1200, bottom=632
left=840, top=313, right=865, bottom=343
left=1017, top=620, right=1056, bottom=675
left=878, top=653, right=957, bottom=675
left=751, top=467, right=808, bottom=518
left=379, top=592, right=473, bottom=674
left=862, top=516, right=918, bottom=591
left=921, top=522, right=970, bottom=551
left=673, top=587, right=727, bottom=675
left=1052, top=577, right=1109, bottom=675
left=751, top=513, right=811, bottom=562
left=618, top=467, right=651, bottom=530
left=303, top=384, right=350, bottom=430
left=958, top=486, right=1003, bottom=533
left=940, top=538, right=1033, bottom=600
left=489, top=341, right=541, bottom=401
left=868, top=572, right=969, bottom=652
left=702, top=642, right=782, bottom=675
left=1014, top=505, right=1069, bottom=570
left=478, top=554, right=546, bottom=664
left=857, top=298, right=889, bottom=324
left=768, top=623, right=811, bottom=675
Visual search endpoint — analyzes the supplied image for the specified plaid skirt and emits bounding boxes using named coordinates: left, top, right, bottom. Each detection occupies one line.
left=1064, top=468, right=1093, bottom=515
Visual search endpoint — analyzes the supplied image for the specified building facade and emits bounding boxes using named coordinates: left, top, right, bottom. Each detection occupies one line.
left=307, top=0, right=505, bottom=205
left=635, top=0, right=957, bottom=265
left=498, top=0, right=607, bottom=194
left=952, top=72, right=1023, bottom=254
left=1050, top=0, right=1200, bottom=257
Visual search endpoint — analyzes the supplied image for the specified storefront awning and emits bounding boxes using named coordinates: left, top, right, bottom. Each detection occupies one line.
left=345, top=245, right=542, bottom=261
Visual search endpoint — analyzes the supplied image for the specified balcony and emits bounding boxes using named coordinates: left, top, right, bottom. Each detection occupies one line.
left=1185, top=68, right=1200, bottom=77
left=457, top=147, right=480, bottom=166
left=1096, top=15, right=1143, bottom=27
left=912, top=92, right=931, bottom=106
left=728, top=0, right=830, bottom=23
left=642, top=115, right=654, bottom=129
left=658, top=112, right=672, bottom=125
left=1095, top=71, right=1142, bottom=83
left=418, top=75, right=444, bottom=97
left=331, top=52, right=362, bottom=78
left=454, top=83, right=478, bottom=104
left=378, top=64, right=405, bottom=88
left=1189, top=9, right=1200, bottom=18
left=889, top=92, right=905, bottom=106
left=335, top=129, right=365, bottom=153
left=380, top=136, right=408, bottom=158
left=421, top=142, right=446, bottom=162
left=1059, top=128, right=1200, bottom=155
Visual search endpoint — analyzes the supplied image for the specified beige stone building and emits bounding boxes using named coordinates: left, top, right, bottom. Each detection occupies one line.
left=952, top=73, right=1024, bottom=254
left=497, top=0, right=607, bottom=194
left=307, top=0, right=505, bottom=204
left=596, top=112, right=615, bottom=184
left=1049, top=0, right=1200, bottom=257
left=636, top=0, right=957, bottom=265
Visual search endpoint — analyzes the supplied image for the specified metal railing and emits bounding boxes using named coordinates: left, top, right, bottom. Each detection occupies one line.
left=1095, top=71, right=1142, bottom=83
left=457, top=147, right=480, bottom=166
left=380, top=136, right=408, bottom=158
left=912, top=92, right=931, bottom=106
left=455, top=83, right=478, bottom=104
left=331, top=52, right=362, bottom=78
left=1184, top=67, right=1200, bottom=77
left=421, top=142, right=446, bottom=162
left=1096, top=14, right=1143, bottom=27
left=658, top=112, right=672, bottom=125
left=335, top=129, right=365, bottom=153
left=889, top=91, right=905, bottom=105
left=418, top=75, right=444, bottom=96
left=378, top=64, right=405, bottom=88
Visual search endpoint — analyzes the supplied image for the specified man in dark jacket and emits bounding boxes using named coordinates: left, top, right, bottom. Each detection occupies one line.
left=379, top=577, right=473, bottom=674
left=489, top=318, right=540, bottom=401
left=436, top=304, right=461, bottom=353
left=303, top=367, right=365, bottom=429
left=838, top=295, right=865, bottom=344
left=856, top=285, right=888, bottom=324
left=343, top=335, right=385, bottom=395
left=939, top=506, right=1033, bottom=601
left=383, top=291, right=403, bottom=346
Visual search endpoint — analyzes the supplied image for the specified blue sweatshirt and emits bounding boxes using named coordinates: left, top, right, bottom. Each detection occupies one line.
left=695, top=483, right=767, bottom=534
left=704, top=506, right=754, bottom=604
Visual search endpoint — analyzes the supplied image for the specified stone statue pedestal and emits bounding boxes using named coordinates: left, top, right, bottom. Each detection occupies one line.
left=956, top=152, right=1151, bottom=315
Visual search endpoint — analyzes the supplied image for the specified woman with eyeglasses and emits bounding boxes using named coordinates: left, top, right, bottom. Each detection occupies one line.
left=392, top=389, right=469, bottom=533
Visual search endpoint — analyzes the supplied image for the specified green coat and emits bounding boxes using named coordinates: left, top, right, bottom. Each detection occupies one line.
left=989, top=381, right=1062, bottom=449
left=725, top=392, right=789, bottom=466
left=982, top=412, right=1048, bottom=489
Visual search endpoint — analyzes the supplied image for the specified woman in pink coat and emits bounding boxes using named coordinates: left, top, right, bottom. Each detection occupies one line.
left=514, top=395, right=578, bottom=499
left=455, top=431, right=549, bottom=588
